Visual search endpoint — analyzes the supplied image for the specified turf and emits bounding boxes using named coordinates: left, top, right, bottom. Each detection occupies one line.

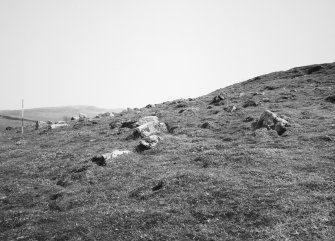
left=0, top=62, right=334, bottom=240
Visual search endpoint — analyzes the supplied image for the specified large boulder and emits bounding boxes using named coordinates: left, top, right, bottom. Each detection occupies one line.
left=133, top=121, right=167, bottom=138
left=71, top=116, right=80, bottom=121
left=132, top=116, right=167, bottom=150
left=256, top=110, right=290, bottom=135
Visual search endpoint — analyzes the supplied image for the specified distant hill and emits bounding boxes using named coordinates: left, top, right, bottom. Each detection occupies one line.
left=0, top=105, right=123, bottom=129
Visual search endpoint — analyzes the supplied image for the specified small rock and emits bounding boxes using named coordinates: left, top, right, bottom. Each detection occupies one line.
left=224, top=105, right=237, bottom=112
left=264, top=86, right=277, bottom=90
left=243, top=116, right=254, bottom=122
left=35, top=121, right=48, bottom=130
left=325, top=96, right=335, bottom=103
left=243, top=100, right=258, bottom=108
left=152, top=180, right=164, bottom=191
left=92, top=150, right=131, bottom=166
left=200, top=122, right=211, bottom=129
left=210, top=95, right=225, bottom=106
left=5, top=126, right=12, bottom=131
left=79, top=113, right=88, bottom=121
left=138, top=135, right=160, bottom=150
left=49, top=123, right=68, bottom=129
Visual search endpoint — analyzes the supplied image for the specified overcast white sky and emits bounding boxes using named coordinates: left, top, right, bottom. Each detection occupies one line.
left=0, top=0, right=334, bottom=110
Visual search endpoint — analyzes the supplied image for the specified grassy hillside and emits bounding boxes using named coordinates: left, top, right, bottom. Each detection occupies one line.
left=0, top=106, right=123, bottom=123
left=0, top=62, right=334, bottom=240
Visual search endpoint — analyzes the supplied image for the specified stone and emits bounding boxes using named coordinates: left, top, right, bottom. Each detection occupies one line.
left=243, top=100, right=258, bottom=108
left=91, top=150, right=131, bottom=166
left=5, top=126, right=13, bottom=131
left=200, top=122, right=211, bottom=129
left=133, top=121, right=167, bottom=138
left=71, top=116, right=80, bottom=121
left=139, top=135, right=160, bottom=149
left=224, top=105, right=237, bottom=112
left=55, top=121, right=66, bottom=124
left=243, top=116, right=254, bottom=122
left=103, top=150, right=131, bottom=160
left=79, top=113, right=88, bottom=121
left=46, top=120, right=53, bottom=124
left=35, top=121, right=48, bottom=130
left=256, top=110, right=290, bottom=135
left=325, top=96, right=335, bottom=103
left=49, top=123, right=68, bottom=129
left=136, top=116, right=159, bottom=126
left=210, top=95, right=225, bottom=106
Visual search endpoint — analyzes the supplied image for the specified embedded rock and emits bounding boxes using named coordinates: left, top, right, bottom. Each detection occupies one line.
left=243, top=100, right=258, bottom=108
left=139, top=135, right=160, bottom=149
left=133, top=121, right=167, bottom=138
left=79, top=113, right=88, bottom=121
left=35, top=121, right=48, bottom=130
left=256, top=110, right=290, bottom=135
left=49, top=123, right=69, bottom=129
left=136, top=116, right=159, bottom=126
left=224, top=105, right=237, bottom=112
left=91, top=150, right=131, bottom=166
left=325, top=96, right=335, bottom=103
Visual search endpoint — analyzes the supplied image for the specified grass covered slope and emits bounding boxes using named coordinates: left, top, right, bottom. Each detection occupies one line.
left=0, top=62, right=334, bottom=240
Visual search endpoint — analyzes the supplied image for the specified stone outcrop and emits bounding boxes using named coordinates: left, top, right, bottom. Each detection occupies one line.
left=256, top=110, right=290, bottom=135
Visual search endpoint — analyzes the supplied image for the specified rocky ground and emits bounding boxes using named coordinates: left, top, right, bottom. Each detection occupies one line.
left=0, top=62, right=334, bottom=240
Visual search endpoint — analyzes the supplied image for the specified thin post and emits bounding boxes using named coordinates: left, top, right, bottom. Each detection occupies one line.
left=21, top=99, right=24, bottom=135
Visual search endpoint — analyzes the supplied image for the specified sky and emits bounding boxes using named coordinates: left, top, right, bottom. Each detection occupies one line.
left=0, top=0, right=334, bottom=110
